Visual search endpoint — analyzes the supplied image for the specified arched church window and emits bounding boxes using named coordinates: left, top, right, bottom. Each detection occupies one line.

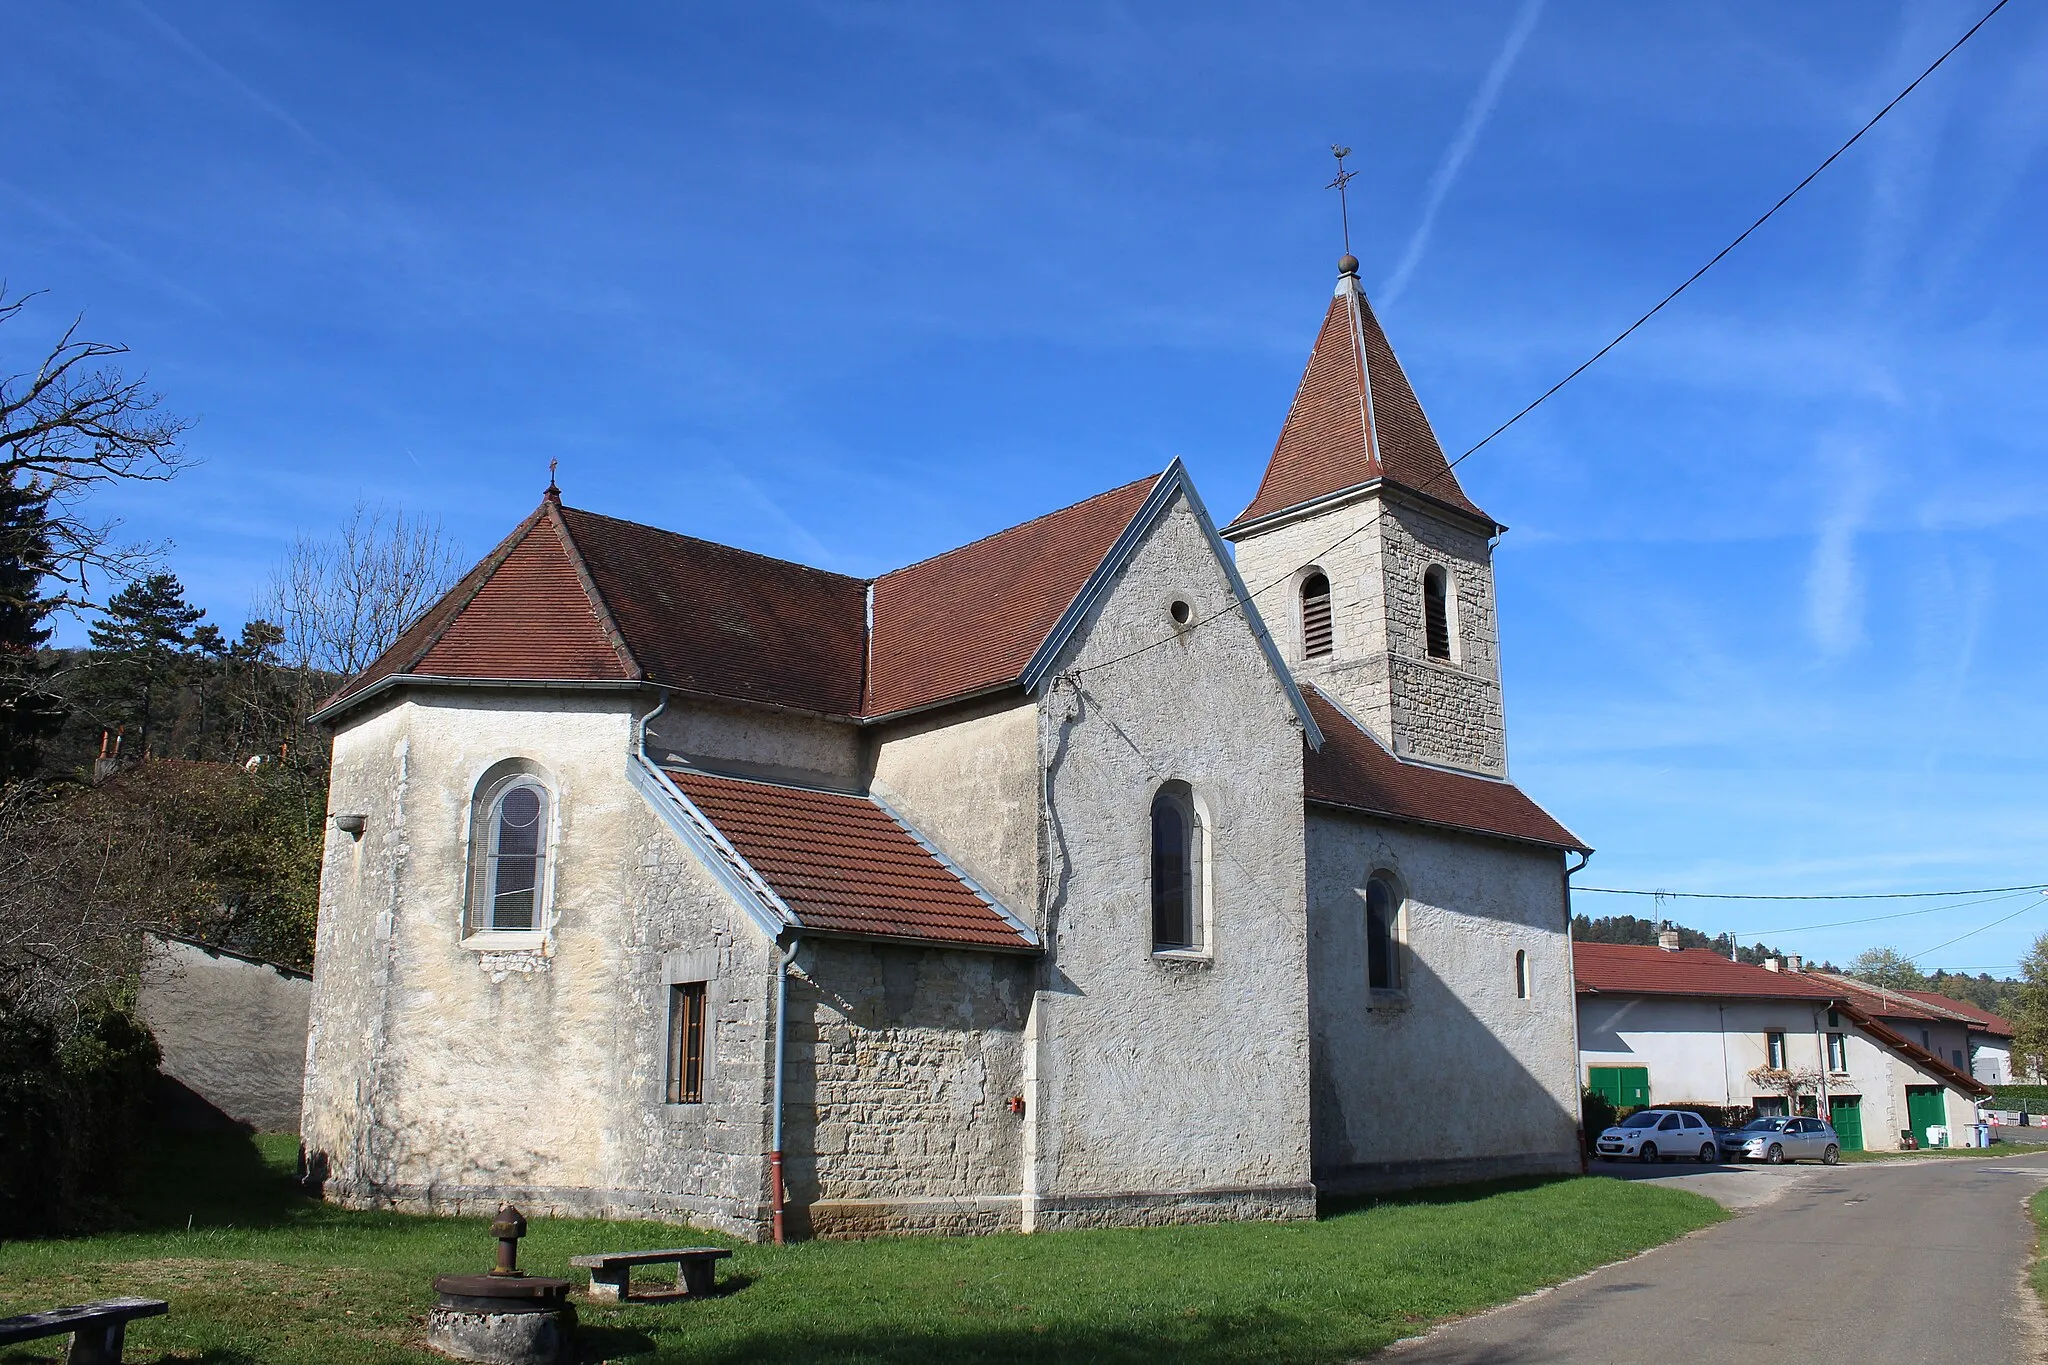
left=1300, top=572, right=1333, bottom=659
left=468, top=767, right=554, bottom=935
left=1151, top=782, right=1204, bottom=952
left=1423, top=565, right=1452, bottom=661
left=1366, top=876, right=1400, bottom=991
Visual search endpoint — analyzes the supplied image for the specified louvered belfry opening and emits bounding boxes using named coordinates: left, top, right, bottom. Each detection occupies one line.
left=1423, top=566, right=1451, bottom=661
left=1300, top=572, right=1333, bottom=659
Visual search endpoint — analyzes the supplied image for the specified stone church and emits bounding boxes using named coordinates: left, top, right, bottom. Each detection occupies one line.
left=300, top=254, right=1588, bottom=1239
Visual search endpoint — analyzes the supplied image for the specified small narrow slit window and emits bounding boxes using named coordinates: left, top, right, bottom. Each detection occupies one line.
left=1366, top=876, right=1400, bottom=991
left=1150, top=783, right=1203, bottom=952
left=1423, top=566, right=1452, bottom=661
left=1515, top=949, right=1529, bottom=999
left=1300, top=573, right=1333, bottom=659
left=667, top=982, right=707, bottom=1104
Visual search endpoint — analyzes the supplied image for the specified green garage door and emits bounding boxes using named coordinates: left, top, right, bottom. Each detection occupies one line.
left=1906, top=1086, right=1946, bottom=1148
left=1829, top=1095, right=1864, bottom=1152
left=1588, top=1066, right=1650, bottom=1110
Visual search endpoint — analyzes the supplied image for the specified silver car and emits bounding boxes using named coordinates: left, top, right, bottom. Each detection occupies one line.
left=1594, top=1109, right=1720, bottom=1163
left=1718, top=1116, right=1841, bottom=1165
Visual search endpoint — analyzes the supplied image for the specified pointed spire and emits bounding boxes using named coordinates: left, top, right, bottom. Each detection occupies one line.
left=545, top=458, right=561, bottom=504
left=1226, top=257, right=1495, bottom=534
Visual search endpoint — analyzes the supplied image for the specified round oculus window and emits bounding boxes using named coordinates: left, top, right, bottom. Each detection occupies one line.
left=1169, top=599, right=1192, bottom=626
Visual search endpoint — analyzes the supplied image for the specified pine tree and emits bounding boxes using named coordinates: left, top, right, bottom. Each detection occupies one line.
left=0, top=474, right=65, bottom=780
left=84, top=573, right=206, bottom=762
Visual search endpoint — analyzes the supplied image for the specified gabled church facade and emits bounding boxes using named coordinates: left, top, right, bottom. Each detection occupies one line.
left=300, top=256, right=1588, bottom=1239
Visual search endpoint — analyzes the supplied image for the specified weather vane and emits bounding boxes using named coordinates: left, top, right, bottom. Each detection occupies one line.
left=1327, top=144, right=1357, bottom=257
left=547, top=457, right=560, bottom=500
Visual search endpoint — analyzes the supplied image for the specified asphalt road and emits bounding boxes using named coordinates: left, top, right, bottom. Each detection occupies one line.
left=1384, top=1153, right=2048, bottom=1364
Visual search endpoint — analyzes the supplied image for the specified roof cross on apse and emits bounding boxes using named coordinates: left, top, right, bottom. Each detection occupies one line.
left=1326, top=144, right=1357, bottom=257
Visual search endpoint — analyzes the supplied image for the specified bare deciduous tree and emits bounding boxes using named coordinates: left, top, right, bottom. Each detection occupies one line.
left=267, top=502, right=463, bottom=680
left=0, top=290, right=192, bottom=609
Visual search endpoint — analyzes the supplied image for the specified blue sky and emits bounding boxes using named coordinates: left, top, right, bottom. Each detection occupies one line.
left=6, top=2, right=2045, bottom=973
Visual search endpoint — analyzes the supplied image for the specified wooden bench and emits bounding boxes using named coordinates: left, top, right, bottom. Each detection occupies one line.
left=569, top=1247, right=732, bottom=1303
left=0, top=1298, right=168, bottom=1364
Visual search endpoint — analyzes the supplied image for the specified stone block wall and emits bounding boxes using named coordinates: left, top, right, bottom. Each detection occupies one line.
left=784, top=939, right=1033, bottom=1236
left=1228, top=487, right=1505, bottom=776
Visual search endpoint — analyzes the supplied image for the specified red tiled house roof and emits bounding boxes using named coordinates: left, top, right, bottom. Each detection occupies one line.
left=1901, top=990, right=2015, bottom=1038
left=1303, top=687, right=1585, bottom=851
left=667, top=769, right=1035, bottom=953
left=1572, top=943, right=1837, bottom=1000
left=1227, top=263, right=1493, bottom=533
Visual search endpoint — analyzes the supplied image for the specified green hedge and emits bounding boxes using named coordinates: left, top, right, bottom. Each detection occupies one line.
left=1990, top=1085, right=2048, bottom=1109
left=0, top=1002, right=160, bottom=1236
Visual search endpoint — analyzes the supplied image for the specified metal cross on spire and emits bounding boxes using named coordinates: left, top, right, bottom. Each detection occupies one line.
left=1326, top=144, right=1357, bottom=257
left=546, top=457, right=560, bottom=502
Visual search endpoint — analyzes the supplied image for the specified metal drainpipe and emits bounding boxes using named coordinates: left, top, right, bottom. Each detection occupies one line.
left=770, top=935, right=800, bottom=1245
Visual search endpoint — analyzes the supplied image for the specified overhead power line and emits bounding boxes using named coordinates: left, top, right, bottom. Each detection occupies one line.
left=1574, top=882, right=2045, bottom=902
left=1073, top=0, right=2012, bottom=686
left=1418, top=0, right=2017, bottom=492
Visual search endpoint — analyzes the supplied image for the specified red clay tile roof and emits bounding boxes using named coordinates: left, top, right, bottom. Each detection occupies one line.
left=668, top=769, right=1034, bottom=952
left=319, top=475, right=1169, bottom=724
left=1801, top=973, right=1950, bottom=1023
left=320, top=505, right=636, bottom=713
left=1902, top=990, right=2015, bottom=1037
left=1832, top=999, right=1992, bottom=1098
left=1573, top=943, right=1840, bottom=999
left=1302, top=687, right=1584, bottom=850
left=558, top=505, right=868, bottom=716
left=865, top=475, right=1158, bottom=716
left=1229, top=273, right=1491, bottom=532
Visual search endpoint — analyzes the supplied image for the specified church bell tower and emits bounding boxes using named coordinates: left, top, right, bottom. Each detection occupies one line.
left=1224, top=255, right=1508, bottom=777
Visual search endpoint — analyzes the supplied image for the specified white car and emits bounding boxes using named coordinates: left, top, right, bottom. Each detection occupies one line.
left=1594, top=1108, right=1719, bottom=1163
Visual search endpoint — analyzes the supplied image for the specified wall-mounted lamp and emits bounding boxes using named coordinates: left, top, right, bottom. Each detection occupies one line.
left=332, top=813, right=367, bottom=839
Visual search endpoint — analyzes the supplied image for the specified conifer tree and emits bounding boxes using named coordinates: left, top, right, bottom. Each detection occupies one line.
left=84, top=573, right=205, bottom=762
left=0, top=474, right=65, bottom=779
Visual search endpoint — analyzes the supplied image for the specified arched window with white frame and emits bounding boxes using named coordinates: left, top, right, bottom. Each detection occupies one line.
left=1150, top=781, right=1205, bottom=953
left=467, top=763, right=555, bottom=935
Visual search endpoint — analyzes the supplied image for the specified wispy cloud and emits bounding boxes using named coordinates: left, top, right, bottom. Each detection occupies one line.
left=1806, top=435, right=1880, bottom=655
left=0, top=176, right=218, bottom=312
left=127, top=1, right=345, bottom=165
left=1380, top=0, right=1545, bottom=308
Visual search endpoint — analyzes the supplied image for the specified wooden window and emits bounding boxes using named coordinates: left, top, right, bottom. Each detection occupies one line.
left=1150, top=783, right=1202, bottom=951
left=1423, top=566, right=1451, bottom=660
left=1515, top=949, right=1529, bottom=999
left=1766, top=1030, right=1786, bottom=1069
left=1300, top=573, right=1333, bottom=659
left=1827, top=1032, right=1847, bottom=1072
left=1366, top=876, right=1400, bottom=991
left=667, top=982, right=707, bottom=1104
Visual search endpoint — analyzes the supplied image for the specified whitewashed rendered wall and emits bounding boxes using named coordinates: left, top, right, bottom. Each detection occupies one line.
left=1026, top=489, right=1316, bottom=1229
left=1228, top=488, right=1504, bottom=776
left=1307, top=812, right=1577, bottom=1189
left=646, top=698, right=863, bottom=787
left=869, top=698, right=1042, bottom=919
left=139, top=934, right=311, bottom=1133
left=302, top=690, right=780, bottom=1237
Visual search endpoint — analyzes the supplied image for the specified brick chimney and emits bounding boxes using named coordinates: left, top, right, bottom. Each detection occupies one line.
left=1764, top=957, right=1783, bottom=972
left=1657, top=929, right=1682, bottom=952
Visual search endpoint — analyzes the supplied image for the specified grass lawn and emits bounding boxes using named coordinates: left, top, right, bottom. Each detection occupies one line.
left=0, top=1133, right=1723, bottom=1364
left=2034, top=1187, right=2048, bottom=1311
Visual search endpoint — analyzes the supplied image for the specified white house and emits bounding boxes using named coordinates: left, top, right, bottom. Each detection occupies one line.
left=1576, top=940, right=1988, bottom=1152
left=297, top=254, right=1590, bottom=1240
